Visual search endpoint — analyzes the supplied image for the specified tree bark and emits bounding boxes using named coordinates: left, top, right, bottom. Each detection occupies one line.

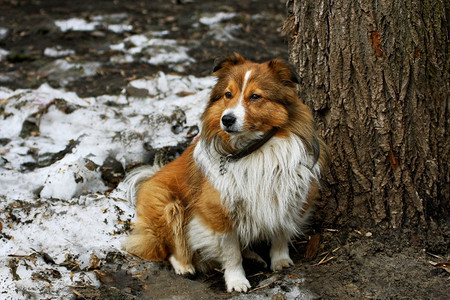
left=284, top=0, right=448, bottom=230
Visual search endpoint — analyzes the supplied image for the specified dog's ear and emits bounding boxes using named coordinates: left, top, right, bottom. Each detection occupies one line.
left=213, top=53, right=246, bottom=73
left=267, top=59, right=300, bottom=87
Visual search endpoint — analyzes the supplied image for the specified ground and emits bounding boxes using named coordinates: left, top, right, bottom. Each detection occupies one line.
left=0, top=0, right=448, bottom=299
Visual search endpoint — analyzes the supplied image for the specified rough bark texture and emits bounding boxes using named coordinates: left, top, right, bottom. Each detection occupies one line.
left=284, top=0, right=448, bottom=230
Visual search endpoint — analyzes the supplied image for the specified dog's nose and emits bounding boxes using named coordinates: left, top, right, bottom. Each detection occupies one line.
left=221, top=114, right=236, bottom=128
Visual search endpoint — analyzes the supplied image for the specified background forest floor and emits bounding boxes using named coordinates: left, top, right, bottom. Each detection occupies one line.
left=0, top=0, right=448, bottom=299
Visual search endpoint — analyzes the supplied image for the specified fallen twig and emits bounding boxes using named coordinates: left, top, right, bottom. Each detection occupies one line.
left=71, top=289, right=86, bottom=299
left=312, top=252, right=336, bottom=266
left=247, top=272, right=264, bottom=278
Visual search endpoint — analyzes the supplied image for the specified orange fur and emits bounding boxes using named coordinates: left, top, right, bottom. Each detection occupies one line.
left=125, top=53, right=328, bottom=289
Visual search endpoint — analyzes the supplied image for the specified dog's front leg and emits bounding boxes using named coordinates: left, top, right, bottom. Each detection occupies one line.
left=270, top=232, right=294, bottom=271
left=220, top=231, right=250, bottom=292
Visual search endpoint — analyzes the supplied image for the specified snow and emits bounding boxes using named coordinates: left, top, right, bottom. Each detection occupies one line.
left=0, top=48, right=9, bottom=62
left=233, top=276, right=314, bottom=300
left=43, top=46, right=75, bottom=58
left=38, top=59, right=101, bottom=86
left=0, top=28, right=7, bottom=40
left=110, top=35, right=195, bottom=70
left=198, top=12, right=241, bottom=41
left=0, top=74, right=215, bottom=298
left=199, top=12, right=237, bottom=26
left=55, top=18, right=100, bottom=32
left=55, top=15, right=133, bottom=33
left=106, top=24, right=133, bottom=33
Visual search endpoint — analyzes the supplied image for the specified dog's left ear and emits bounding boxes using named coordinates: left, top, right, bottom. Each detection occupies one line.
left=213, top=53, right=246, bottom=73
left=267, top=59, right=300, bottom=87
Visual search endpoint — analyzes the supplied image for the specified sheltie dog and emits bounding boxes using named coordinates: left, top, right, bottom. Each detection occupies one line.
left=125, top=53, right=328, bottom=292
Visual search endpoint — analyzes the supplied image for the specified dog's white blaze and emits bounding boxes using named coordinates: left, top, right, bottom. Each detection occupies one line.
left=233, top=70, right=252, bottom=127
left=221, top=70, right=252, bottom=132
left=237, top=70, right=252, bottom=105
left=193, top=134, right=321, bottom=246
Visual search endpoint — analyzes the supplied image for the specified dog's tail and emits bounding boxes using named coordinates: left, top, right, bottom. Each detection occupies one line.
left=123, top=165, right=161, bottom=204
left=125, top=218, right=168, bottom=261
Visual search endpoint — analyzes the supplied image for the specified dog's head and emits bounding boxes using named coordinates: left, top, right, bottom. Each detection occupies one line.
left=207, top=53, right=299, bottom=134
left=201, top=53, right=316, bottom=152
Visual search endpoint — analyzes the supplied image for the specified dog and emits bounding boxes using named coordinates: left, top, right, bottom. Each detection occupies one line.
left=125, top=53, right=328, bottom=292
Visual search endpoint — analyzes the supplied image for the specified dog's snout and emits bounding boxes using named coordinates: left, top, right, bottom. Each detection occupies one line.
left=221, top=114, right=236, bottom=128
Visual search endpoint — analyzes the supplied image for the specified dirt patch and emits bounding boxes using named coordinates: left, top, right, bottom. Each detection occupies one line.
left=1, top=0, right=448, bottom=299
left=0, top=0, right=288, bottom=97
left=294, top=229, right=449, bottom=299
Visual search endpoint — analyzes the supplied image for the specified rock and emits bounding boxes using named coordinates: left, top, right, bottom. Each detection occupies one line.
left=186, top=125, right=199, bottom=139
left=125, top=86, right=149, bottom=98
left=272, top=292, right=286, bottom=300
left=19, top=119, right=40, bottom=138
left=170, top=108, right=186, bottom=134
left=0, top=138, right=11, bottom=146
left=101, top=156, right=125, bottom=188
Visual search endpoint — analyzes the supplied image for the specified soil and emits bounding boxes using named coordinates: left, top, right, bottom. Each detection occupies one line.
left=1, top=0, right=448, bottom=299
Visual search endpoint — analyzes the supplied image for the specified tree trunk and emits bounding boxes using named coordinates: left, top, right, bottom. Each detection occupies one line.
left=284, top=0, right=448, bottom=230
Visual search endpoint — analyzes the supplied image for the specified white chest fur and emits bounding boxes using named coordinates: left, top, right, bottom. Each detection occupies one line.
left=193, top=134, right=321, bottom=245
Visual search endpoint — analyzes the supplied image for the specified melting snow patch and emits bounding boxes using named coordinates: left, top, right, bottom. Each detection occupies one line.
left=55, top=18, right=99, bottom=32
left=198, top=12, right=241, bottom=41
left=150, top=30, right=170, bottom=37
left=0, top=73, right=215, bottom=298
left=0, top=73, right=215, bottom=299
left=44, top=46, right=75, bottom=58
left=0, top=48, right=9, bottom=62
left=55, top=15, right=133, bottom=33
left=106, top=24, right=133, bottom=33
left=110, top=34, right=195, bottom=70
left=199, top=12, right=237, bottom=26
left=0, top=27, right=8, bottom=40
left=233, top=276, right=314, bottom=300
left=38, top=59, right=100, bottom=86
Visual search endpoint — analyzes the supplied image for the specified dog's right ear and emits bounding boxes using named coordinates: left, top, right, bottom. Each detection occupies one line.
left=267, top=58, right=300, bottom=87
left=213, top=53, right=246, bottom=73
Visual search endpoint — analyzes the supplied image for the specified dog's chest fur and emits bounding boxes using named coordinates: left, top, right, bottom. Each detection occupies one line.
left=193, top=134, right=320, bottom=244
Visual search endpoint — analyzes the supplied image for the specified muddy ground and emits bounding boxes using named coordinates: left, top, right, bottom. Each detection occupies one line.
left=1, top=0, right=448, bottom=299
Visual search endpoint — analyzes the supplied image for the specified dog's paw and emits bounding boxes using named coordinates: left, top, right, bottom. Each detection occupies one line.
left=271, top=257, right=294, bottom=271
left=226, top=274, right=251, bottom=293
left=174, top=263, right=196, bottom=276
left=169, top=256, right=196, bottom=276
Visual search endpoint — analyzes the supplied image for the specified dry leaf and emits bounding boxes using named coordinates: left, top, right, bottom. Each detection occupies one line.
left=305, top=234, right=320, bottom=259
left=93, top=270, right=115, bottom=283
left=86, top=253, right=101, bottom=270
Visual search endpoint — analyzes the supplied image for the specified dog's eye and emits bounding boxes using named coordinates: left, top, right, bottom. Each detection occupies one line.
left=249, top=94, right=261, bottom=101
left=225, top=91, right=232, bottom=99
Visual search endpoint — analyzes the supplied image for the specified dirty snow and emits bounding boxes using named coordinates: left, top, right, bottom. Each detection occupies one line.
left=197, top=12, right=242, bottom=42
left=0, top=48, right=9, bottom=62
left=199, top=12, right=237, bottom=26
left=43, top=46, right=75, bottom=58
left=110, top=35, right=195, bottom=70
left=55, top=15, right=133, bottom=33
left=0, top=28, right=7, bottom=40
left=55, top=18, right=100, bottom=32
left=38, top=59, right=101, bottom=86
left=0, top=74, right=214, bottom=299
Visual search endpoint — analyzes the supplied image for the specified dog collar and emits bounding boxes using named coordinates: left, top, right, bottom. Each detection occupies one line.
left=219, top=127, right=279, bottom=175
